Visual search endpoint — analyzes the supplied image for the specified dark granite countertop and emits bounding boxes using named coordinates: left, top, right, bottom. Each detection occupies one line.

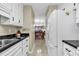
left=62, top=40, right=79, bottom=49
left=0, top=33, right=29, bottom=53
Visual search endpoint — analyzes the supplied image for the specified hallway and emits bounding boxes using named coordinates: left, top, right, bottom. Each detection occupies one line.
left=30, top=39, right=48, bottom=56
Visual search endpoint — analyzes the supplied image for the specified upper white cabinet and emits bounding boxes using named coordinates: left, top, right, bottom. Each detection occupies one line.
left=76, top=4, right=79, bottom=23
left=10, top=3, right=23, bottom=27
left=0, top=3, right=23, bottom=27
left=18, top=4, right=23, bottom=26
left=0, top=3, right=11, bottom=18
left=10, top=3, right=19, bottom=26
left=0, top=3, right=11, bottom=25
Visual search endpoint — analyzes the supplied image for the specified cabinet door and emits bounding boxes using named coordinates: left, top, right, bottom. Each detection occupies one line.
left=0, top=53, right=1, bottom=56
left=1, top=40, right=22, bottom=56
left=8, top=41, right=23, bottom=56
left=22, top=37, right=29, bottom=56
left=0, top=3, right=11, bottom=18
left=0, top=3, right=11, bottom=9
left=76, top=4, right=79, bottom=23
left=0, top=3, right=12, bottom=25
left=20, top=4, right=23, bottom=26
left=10, top=3, right=19, bottom=26
left=13, top=48, right=22, bottom=56
left=18, top=4, right=23, bottom=26
left=63, top=43, right=76, bottom=56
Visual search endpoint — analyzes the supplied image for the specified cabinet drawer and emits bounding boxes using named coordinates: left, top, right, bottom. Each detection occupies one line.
left=23, top=41, right=29, bottom=46
left=23, top=39, right=28, bottom=44
left=13, top=48, right=22, bottom=56
left=23, top=49, right=28, bottom=56
left=23, top=42, right=28, bottom=47
left=22, top=46, right=28, bottom=56
left=6, top=47, right=22, bottom=56
left=23, top=52, right=27, bottom=56
left=23, top=46, right=28, bottom=51
left=1, top=41, right=22, bottom=56
left=23, top=39, right=29, bottom=46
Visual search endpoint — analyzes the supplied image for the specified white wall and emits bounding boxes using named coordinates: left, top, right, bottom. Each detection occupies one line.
left=57, top=3, right=79, bottom=56
left=28, top=4, right=48, bottom=28
left=58, top=3, right=79, bottom=40
left=23, top=5, right=35, bottom=53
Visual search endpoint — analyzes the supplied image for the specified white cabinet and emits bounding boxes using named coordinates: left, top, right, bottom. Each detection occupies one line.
left=63, top=42, right=79, bottom=56
left=0, top=3, right=23, bottom=27
left=0, top=3, right=12, bottom=10
left=0, top=3, right=12, bottom=25
left=76, top=4, right=79, bottom=23
left=10, top=3, right=23, bottom=27
left=0, top=37, right=29, bottom=56
left=0, top=3, right=11, bottom=25
left=0, top=3, right=11, bottom=18
left=18, top=4, right=23, bottom=26
left=22, top=37, right=29, bottom=56
left=0, top=40, right=23, bottom=56
left=63, top=42, right=76, bottom=56
left=10, top=3, right=19, bottom=26
left=14, top=48, right=22, bottom=56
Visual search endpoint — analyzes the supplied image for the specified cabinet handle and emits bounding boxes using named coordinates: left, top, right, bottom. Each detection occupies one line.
left=9, top=20, right=10, bottom=22
left=65, top=48, right=71, bottom=52
left=54, top=46, right=58, bottom=47
left=26, top=45, right=28, bottom=47
left=12, top=17, right=14, bottom=21
left=19, top=20, right=20, bottom=23
left=26, top=52, right=28, bottom=55
left=26, top=40, right=28, bottom=41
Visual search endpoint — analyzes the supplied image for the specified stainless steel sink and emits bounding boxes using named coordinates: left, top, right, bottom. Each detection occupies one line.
left=0, top=37, right=24, bottom=49
left=0, top=39, right=18, bottom=48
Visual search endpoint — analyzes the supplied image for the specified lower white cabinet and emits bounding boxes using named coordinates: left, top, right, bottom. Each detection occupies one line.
left=14, top=48, right=22, bottom=56
left=63, top=42, right=76, bottom=56
left=22, top=37, right=29, bottom=56
left=0, top=37, right=29, bottom=56
left=0, top=40, right=22, bottom=56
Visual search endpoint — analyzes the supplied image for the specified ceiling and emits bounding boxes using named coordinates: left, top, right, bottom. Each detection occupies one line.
left=24, top=3, right=61, bottom=26
left=24, top=3, right=60, bottom=19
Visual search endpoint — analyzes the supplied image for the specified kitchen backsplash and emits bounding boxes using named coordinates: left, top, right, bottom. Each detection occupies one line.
left=0, top=25, right=21, bottom=36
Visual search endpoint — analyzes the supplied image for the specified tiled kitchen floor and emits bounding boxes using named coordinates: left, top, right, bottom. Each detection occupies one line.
left=29, top=39, right=48, bottom=56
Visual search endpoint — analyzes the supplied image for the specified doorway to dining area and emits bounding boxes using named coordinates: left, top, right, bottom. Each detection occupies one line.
left=35, top=26, right=45, bottom=40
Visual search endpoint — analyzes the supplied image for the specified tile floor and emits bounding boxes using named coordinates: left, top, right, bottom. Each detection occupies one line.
left=29, top=39, right=48, bottom=56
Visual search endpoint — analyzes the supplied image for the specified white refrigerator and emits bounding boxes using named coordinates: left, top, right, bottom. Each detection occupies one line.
left=46, top=8, right=76, bottom=56
left=46, top=10, right=58, bottom=56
